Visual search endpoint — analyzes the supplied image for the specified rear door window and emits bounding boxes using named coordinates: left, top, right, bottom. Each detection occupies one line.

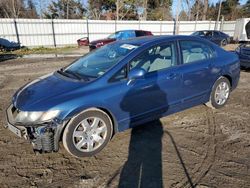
left=180, top=40, right=215, bottom=64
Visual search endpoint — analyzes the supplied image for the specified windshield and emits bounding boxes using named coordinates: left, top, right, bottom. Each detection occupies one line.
left=108, top=32, right=119, bottom=39
left=192, top=31, right=205, bottom=36
left=191, top=32, right=199, bottom=36
left=64, top=43, right=139, bottom=79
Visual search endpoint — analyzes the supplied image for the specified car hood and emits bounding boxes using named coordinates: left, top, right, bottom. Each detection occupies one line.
left=90, top=38, right=116, bottom=45
left=13, top=72, right=86, bottom=111
left=241, top=44, right=250, bottom=50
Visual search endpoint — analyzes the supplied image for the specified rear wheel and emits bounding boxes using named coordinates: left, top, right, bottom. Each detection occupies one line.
left=63, top=109, right=113, bottom=158
left=206, top=77, right=231, bottom=109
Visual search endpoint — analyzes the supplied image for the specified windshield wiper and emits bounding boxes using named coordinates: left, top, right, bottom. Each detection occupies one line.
left=57, top=69, right=72, bottom=78
left=64, top=70, right=83, bottom=80
left=57, top=68, right=90, bottom=81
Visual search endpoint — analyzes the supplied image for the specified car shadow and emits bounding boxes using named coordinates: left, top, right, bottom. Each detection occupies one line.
left=0, top=54, right=19, bottom=62
left=118, top=120, right=164, bottom=188
left=117, top=120, right=195, bottom=188
left=241, top=67, right=250, bottom=72
left=118, top=71, right=166, bottom=187
left=116, top=70, right=195, bottom=187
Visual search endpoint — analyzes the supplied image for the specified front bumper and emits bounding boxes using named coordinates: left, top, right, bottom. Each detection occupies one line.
left=89, top=44, right=97, bottom=51
left=5, top=104, right=67, bottom=153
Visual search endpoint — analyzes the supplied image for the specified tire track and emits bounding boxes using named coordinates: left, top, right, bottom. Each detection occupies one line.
left=172, top=109, right=217, bottom=188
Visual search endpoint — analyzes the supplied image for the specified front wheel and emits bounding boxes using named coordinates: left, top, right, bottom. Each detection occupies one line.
left=206, top=77, right=231, bottom=109
left=62, top=109, right=113, bottom=158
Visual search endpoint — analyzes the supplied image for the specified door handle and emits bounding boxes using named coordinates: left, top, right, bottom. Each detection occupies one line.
left=166, top=73, right=177, bottom=80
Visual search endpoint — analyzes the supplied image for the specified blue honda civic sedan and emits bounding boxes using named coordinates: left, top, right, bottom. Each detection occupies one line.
left=5, top=36, right=240, bottom=158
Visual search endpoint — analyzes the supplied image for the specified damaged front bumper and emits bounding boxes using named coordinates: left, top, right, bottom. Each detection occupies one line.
left=5, top=104, right=68, bottom=153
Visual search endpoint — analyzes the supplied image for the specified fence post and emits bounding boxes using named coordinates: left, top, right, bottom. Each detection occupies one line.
left=13, top=19, right=20, bottom=45
left=194, top=20, right=197, bottom=32
left=173, top=19, right=176, bottom=35
left=51, top=19, right=56, bottom=47
left=220, top=16, right=224, bottom=31
left=160, top=21, right=162, bottom=35
left=209, top=19, right=211, bottom=30
left=86, top=19, right=90, bottom=41
left=115, top=19, right=117, bottom=32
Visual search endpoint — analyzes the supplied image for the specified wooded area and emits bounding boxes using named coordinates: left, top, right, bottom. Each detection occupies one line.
left=0, top=0, right=249, bottom=21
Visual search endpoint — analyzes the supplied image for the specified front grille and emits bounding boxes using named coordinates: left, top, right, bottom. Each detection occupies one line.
left=32, top=127, right=55, bottom=153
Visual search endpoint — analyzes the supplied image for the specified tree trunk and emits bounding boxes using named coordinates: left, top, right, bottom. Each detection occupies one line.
left=195, top=0, right=200, bottom=22
left=12, top=0, right=17, bottom=18
left=185, top=0, right=191, bottom=21
left=143, top=0, right=147, bottom=20
left=202, top=0, right=208, bottom=20
left=116, top=0, right=119, bottom=20
left=66, top=0, right=69, bottom=19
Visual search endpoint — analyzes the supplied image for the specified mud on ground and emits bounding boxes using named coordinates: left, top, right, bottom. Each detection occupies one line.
left=0, top=55, right=250, bottom=188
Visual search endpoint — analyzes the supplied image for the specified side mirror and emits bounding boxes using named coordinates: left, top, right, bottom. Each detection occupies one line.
left=128, top=68, right=146, bottom=82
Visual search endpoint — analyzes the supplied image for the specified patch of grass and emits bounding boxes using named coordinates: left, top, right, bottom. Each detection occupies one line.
left=0, top=46, right=77, bottom=55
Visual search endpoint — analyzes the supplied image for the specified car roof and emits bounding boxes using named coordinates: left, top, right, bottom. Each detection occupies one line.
left=195, top=30, right=225, bottom=33
left=114, top=35, right=202, bottom=46
left=116, top=29, right=150, bottom=32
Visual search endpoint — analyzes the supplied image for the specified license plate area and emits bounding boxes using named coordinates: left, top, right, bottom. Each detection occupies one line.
left=7, top=123, right=22, bottom=137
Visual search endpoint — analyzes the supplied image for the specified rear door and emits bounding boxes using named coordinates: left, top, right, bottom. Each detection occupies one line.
left=212, top=31, right=223, bottom=45
left=177, top=40, right=216, bottom=105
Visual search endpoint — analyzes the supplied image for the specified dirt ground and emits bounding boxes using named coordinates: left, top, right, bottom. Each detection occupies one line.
left=0, top=46, right=250, bottom=188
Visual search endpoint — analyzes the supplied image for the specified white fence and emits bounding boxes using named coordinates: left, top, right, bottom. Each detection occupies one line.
left=0, top=18, right=236, bottom=48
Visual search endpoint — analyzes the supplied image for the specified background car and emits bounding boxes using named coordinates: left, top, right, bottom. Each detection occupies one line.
left=236, top=43, right=250, bottom=69
left=85, top=30, right=153, bottom=51
left=6, top=36, right=240, bottom=158
left=191, top=30, right=231, bottom=46
left=0, top=38, right=20, bottom=51
left=77, top=37, right=89, bottom=47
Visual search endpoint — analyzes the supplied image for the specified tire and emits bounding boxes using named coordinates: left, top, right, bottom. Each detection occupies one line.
left=62, top=108, right=113, bottom=158
left=221, top=39, right=227, bottom=46
left=206, top=77, right=231, bottom=109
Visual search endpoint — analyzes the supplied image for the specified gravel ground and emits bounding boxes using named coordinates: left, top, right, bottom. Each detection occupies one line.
left=0, top=45, right=250, bottom=188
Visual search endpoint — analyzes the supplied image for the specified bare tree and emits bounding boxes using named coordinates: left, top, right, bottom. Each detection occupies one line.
left=0, top=0, right=25, bottom=18
left=175, top=0, right=181, bottom=34
left=142, top=0, right=147, bottom=20
left=116, top=0, right=138, bottom=20
left=185, top=0, right=192, bottom=20
left=202, top=0, right=208, bottom=20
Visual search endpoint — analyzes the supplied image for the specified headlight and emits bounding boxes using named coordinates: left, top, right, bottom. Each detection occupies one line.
left=96, top=42, right=104, bottom=46
left=15, top=110, right=60, bottom=124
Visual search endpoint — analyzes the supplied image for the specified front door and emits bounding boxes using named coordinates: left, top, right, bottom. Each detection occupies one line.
left=107, top=41, right=182, bottom=130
